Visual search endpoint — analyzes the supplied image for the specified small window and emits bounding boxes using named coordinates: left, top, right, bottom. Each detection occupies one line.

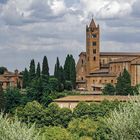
left=81, top=59, right=84, bottom=64
left=111, top=80, right=113, bottom=83
left=81, top=77, right=83, bottom=80
left=99, top=80, right=102, bottom=83
left=92, top=34, right=97, bottom=38
left=93, top=80, right=95, bottom=84
left=105, top=80, right=107, bottom=83
left=93, top=49, right=96, bottom=54
left=103, top=59, right=105, bottom=64
left=93, top=57, right=96, bottom=61
left=92, top=42, right=96, bottom=46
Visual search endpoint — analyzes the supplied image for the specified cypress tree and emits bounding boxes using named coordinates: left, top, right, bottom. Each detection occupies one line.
left=42, top=56, right=49, bottom=76
left=64, top=55, right=70, bottom=81
left=0, top=82, right=5, bottom=110
left=64, top=54, right=76, bottom=89
left=69, top=55, right=76, bottom=88
left=29, top=59, right=35, bottom=82
left=23, top=68, right=29, bottom=88
left=42, top=56, right=49, bottom=88
left=36, top=62, right=41, bottom=78
left=54, top=57, right=60, bottom=79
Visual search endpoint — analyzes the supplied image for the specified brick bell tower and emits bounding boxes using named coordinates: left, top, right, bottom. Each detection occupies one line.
left=86, top=18, right=100, bottom=74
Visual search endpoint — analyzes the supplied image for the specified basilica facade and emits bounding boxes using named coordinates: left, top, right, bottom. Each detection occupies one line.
left=76, top=19, right=140, bottom=92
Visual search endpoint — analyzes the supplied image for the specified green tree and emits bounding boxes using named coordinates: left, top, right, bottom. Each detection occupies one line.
left=42, top=56, right=49, bottom=89
left=69, top=55, right=76, bottom=88
left=68, top=118, right=97, bottom=138
left=4, top=88, right=22, bottom=113
left=29, top=59, right=36, bottom=82
left=48, top=78, right=59, bottom=91
left=0, top=67, right=7, bottom=75
left=64, top=55, right=76, bottom=89
left=73, top=102, right=90, bottom=118
left=116, top=68, right=132, bottom=95
left=64, top=81, right=73, bottom=91
left=102, top=83, right=115, bottom=95
left=36, top=62, right=41, bottom=78
left=22, top=68, right=29, bottom=88
left=16, top=101, right=47, bottom=127
left=0, top=82, right=5, bottom=110
left=54, top=57, right=60, bottom=79
left=41, top=127, right=74, bottom=140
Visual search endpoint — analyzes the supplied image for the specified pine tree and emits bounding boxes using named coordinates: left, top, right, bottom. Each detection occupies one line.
left=42, top=56, right=49, bottom=88
left=54, top=57, right=60, bottom=80
left=29, top=59, right=35, bottom=82
left=23, top=68, right=29, bottom=88
left=116, top=68, right=132, bottom=95
left=36, top=62, right=41, bottom=78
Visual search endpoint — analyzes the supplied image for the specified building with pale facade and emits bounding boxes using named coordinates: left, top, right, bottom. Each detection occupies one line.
left=76, top=18, right=140, bottom=92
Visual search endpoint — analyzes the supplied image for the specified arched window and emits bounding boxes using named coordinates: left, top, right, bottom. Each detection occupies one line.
left=81, top=77, right=83, bottom=80
left=93, top=57, right=96, bottom=61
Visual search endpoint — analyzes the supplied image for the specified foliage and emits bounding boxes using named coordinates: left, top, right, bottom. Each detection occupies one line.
left=0, top=67, right=7, bottom=75
left=16, top=102, right=72, bottom=128
left=73, top=102, right=90, bottom=118
left=4, top=88, right=22, bottom=113
left=64, top=54, right=76, bottom=89
left=64, top=81, right=73, bottom=91
left=102, top=83, right=115, bottom=95
left=29, top=59, right=36, bottom=82
left=22, top=68, right=29, bottom=88
left=73, top=100, right=120, bottom=119
left=16, top=101, right=47, bottom=128
left=41, top=126, right=74, bottom=140
left=36, top=62, right=41, bottom=78
left=0, top=113, right=39, bottom=140
left=42, top=56, right=49, bottom=89
left=133, top=84, right=140, bottom=95
left=116, top=68, right=133, bottom=95
left=68, top=118, right=97, bottom=138
left=105, top=96, right=140, bottom=140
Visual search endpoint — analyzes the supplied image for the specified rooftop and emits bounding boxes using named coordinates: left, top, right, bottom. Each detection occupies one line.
left=54, top=95, right=134, bottom=102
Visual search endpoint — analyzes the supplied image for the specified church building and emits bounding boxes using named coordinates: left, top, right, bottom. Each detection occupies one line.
left=76, top=18, right=140, bottom=92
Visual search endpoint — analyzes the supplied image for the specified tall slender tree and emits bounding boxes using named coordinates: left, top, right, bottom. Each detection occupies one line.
left=29, top=59, right=35, bottom=82
left=23, top=68, right=29, bottom=88
left=36, top=62, right=41, bottom=78
left=42, top=56, right=49, bottom=88
left=64, top=54, right=76, bottom=89
left=54, top=57, right=60, bottom=79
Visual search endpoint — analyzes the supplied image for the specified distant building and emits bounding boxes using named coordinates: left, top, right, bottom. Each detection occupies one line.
left=76, top=18, right=140, bottom=92
left=54, top=95, right=132, bottom=109
left=0, top=69, right=22, bottom=90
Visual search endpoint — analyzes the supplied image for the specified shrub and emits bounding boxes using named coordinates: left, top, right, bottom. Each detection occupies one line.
left=105, top=96, right=140, bottom=140
left=0, top=113, right=39, bottom=140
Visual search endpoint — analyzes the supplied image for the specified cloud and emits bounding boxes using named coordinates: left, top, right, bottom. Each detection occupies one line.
left=0, top=0, right=139, bottom=73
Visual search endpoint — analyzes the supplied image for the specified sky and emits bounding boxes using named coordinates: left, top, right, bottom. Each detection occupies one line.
left=0, top=0, right=140, bottom=74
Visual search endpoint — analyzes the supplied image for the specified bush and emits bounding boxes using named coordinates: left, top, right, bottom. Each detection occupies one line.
left=0, top=113, right=39, bottom=140
left=41, top=126, right=74, bottom=140
left=102, top=83, right=115, bottom=95
left=105, top=96, right=140, bottom=139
